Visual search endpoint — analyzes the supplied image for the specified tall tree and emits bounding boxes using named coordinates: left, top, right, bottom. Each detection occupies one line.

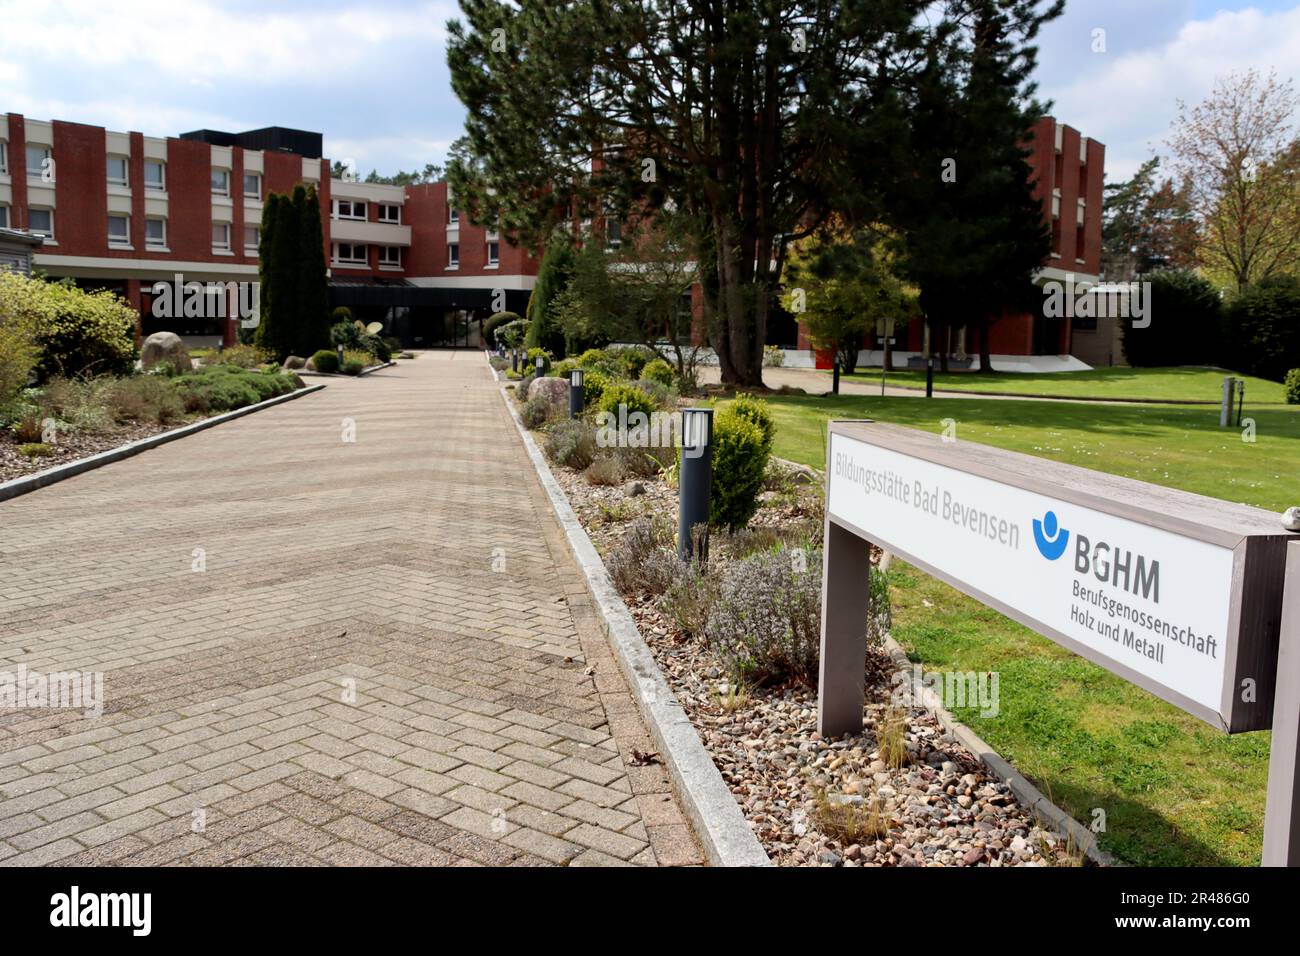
left=298, top=185, right=331, bottom=353
left=1103, top=157, right=1201, bottom=281
left=256, top=193, right=300, bottom=360
left=1170, top=69, right=1300, bottom=291
left=525, top=233, right=576, bottom=354
left=445, top=0, right=934, bottom=387
left=889, top=0, right=1059, bottom=373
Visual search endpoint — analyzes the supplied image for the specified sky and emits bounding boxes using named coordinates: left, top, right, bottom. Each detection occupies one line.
left=1, top=0, right=1298, bottom=185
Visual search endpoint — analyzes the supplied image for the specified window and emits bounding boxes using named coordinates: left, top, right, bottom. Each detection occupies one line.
left=244, top=226, right=259, bottom=252
left=243, top=173, right=261, bottom=198
left=107, top=214, right=130, bottom=246
left=0, top=205, right=8, bottom=229
left=106, top=156, right=128, bottom=186
left=378, top=245, right=402, bottom=267
left=0, top=141, right=8, bottom=174
left=212, top=222, right=230, bottom=250
left=334, top=242, right=367, bottom=264
left=378, top=203, right=400, bottom=223
left=211, top=169, right=230, bottom=195
left=144, top=161, right=165, bottom=191
left=333, top=199, right=366, bottom=220
left=487, top=240, right=499, bottom=266
left=605, top=218, right=621, bottom=248
left=448, top=207, right=459, bottom=225
left=145, top=217, right=166, bottom=248
left=26, top=146, right=52, bottom=180
left=29, top=208, right=53, bottom=238
left=446, top=242, right=459, bottom=268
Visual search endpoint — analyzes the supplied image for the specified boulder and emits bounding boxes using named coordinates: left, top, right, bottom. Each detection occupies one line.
left=528, top=376, right=570, bottom=406
left=140, top=331, right=192, bottom=372
left=304, top=357, right=317, bottom=371
left=283, top=355, right=307, bottom=370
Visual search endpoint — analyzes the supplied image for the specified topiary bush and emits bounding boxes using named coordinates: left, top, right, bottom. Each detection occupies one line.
left=543, top=419, right=597, bottom=470
left=484, top=311, right=521, bottom=347
left=311, top=349, right=339, bottom=373
left=703, top=546, right=823, bottom=685
left=597, top=381, right=657, bottom=419
left=641, top=358, right=675, bottom=387
left=709, top=405, right=770, bottom=530
left=729, top=393, right=775, bottom=453
left=1286, top=369, right=1300, bottom=405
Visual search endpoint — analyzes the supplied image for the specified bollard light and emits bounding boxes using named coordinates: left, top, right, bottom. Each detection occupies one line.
left=336, top=344, right=345, bottom=370
left=535, top=356, right=544, bottom=376
left=926, top=355, right=935, bottom=399
left=832, top=358, right=841, bottom=395
left=569, top=368, right=585, bottom=418
left=511, top=349, right=519, bottom=373
left=678, top=407, right=714, bottom=564
left=1236, top=379, right=1246, bottom=428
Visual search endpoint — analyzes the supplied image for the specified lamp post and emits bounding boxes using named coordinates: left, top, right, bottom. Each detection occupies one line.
left=569, top=368, right=585, bottom=419
left=678, top=407, right=714, bottom=564
left=535, top=356, right=544, bottom=377
left=336, top=344, right=344, bottom=371
left=511, top=349, right=519, bottom=374
left=926, top=355, right=935, bottom=399
left=1237, top=379, right=1246, bottom=428
left=832, top=358, right=841, bottom=396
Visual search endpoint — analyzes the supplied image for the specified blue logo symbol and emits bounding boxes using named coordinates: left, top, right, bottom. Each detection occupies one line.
left=1033, top=510, right=1070, bottom=560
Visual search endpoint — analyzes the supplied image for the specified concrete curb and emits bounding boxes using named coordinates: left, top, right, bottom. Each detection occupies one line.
left=0, top=383, right=326, bottom=504
left=495, top=372, right=770, bottom=867
left=878, top=633, right=1114, bottom=866
left=298, top=360, right=396, bottom=379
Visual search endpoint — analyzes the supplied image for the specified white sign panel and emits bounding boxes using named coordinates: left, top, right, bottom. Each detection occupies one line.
left=828, top=432, right=1236, bottom=715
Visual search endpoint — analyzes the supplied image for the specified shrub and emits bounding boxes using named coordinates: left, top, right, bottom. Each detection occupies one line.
left=606, top=518, right=673, bottom=594
left=106, top=375, right=184, bottom=424
left=543, top=419, right=597, bottom=470
left=329, top=320, right=365, bottom=350
left=341, top=350, right=368, bottom=375
left=514, top=372, right=534, bottom=402
left=597, top=381, right=657, bottom=419
left=205, top=344, right=270, bottom=369
left=633, top=378, right=674, bottom=409
left=520, top=395, right=554, bottom=429
left=709, top=407, right=769, bottom=530
left=0, top=274, right=40, bottom=401
left=311, top=349, right=339, bottom=373
left=616, top=346, right=654, bottom=381
left=582, top=370, right=608, bottom=407
left=171, top=365, right=294, bottom=414
left=484, top=311, right=521, bottom=347
left=641, top=358, right=675, bottom=387
left=584, top=455, right=624, bottom=485
left=0, top=273, right=137, bottom=379
left=39, top=376, right=112, bottom=433
left=703, top=546, right=823, bottom=685
left=331, top=306, right=354, bottom=324
left=18, top=441, right=54, bottom=459
left=1286, top=369, right=1300, bottom=405
left=497, top=318, right=527, bottom=350
left=661, top=559, right=721, bottom=639
left=763, top=344, right=785, bottom=367
left=1224, top=276, right=1300, bottom=382
left=1121, top=269, right=1220, bottom=367
left=729, top=393, right=775, bottom=453
left=9, top=407, right=44, bottom=442
left=525, top=347, right=553, bottom=375
left=360, top=333, right=391, bottom=363
left=551, top=358, right=578, bottom=379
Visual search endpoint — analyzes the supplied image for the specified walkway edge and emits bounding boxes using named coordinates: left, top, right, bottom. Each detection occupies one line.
left=0, top=383, right=326, bottom=504
left=497, top=379, right=771, bottom=867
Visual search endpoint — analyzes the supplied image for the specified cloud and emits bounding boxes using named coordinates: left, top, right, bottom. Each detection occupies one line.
left=1041, top=5, right=1300, bottom=181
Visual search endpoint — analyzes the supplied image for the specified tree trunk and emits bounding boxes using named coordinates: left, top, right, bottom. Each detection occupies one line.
left=938, top=321, right=950, bottom=373
left=883, top=330, right=893, bottom=373
left=977, top=316, right=993, bottom=373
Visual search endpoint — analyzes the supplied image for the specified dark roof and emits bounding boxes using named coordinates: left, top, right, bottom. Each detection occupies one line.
left=0, top=228, right=45, bottom=249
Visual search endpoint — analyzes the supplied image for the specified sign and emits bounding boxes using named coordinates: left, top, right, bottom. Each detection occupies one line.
left=821, top=421, right=1292, bottom=734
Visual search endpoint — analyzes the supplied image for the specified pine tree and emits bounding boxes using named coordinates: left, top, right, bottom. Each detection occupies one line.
left=298, top=185, right=330, bottom=354
left=524, top=234, right=574, bottom=355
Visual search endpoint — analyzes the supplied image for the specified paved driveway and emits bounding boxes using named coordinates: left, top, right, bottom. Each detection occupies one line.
left=0, top=352, right=701, bottom=867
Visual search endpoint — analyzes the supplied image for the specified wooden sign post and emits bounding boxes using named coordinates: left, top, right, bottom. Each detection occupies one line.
left=818, top=420, right=1298, bottom=864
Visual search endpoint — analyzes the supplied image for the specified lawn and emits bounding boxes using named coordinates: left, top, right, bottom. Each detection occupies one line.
left=839, top=365, right=1290, bottom=405
left=747, top=392, right=1300, bottom=866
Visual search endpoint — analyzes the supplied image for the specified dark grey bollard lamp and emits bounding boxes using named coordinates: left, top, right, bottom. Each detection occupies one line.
left=678, top=407, right=714, bottom=564
left=336, top=344, right=345, bottom=370
left=511, top=349, right=519, bottom=373
left=535, top=356, right=544, bottom=377
left=569, top=367, right=585, bottom=418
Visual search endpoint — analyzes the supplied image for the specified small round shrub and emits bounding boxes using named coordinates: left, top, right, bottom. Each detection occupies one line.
left=703, top=546, right=823, bottom=685
left=616, top=346, right=654, bottom=380
left=578, top=348, right=609, bottom=370
left=18, top=441, right=54, bottom=459
left=484, top=311, right=521, bottom=347
left=521, top=395, right=554, bottom=429
left=729, top=393, right=775, bottom=453
left=597, top=382, right=657, bottom=419
left=1286, top=369, right=1300, bottom=405
left=331, top=306, right=354, bottom=324
left=330, top=321, right=365, bottom=350
left=551, top=358, right=578, bottom=379
left=641, top=358, right=675, bottom=387
left=633, top=378, right=673, bottom=408
left=583, top=455, right=624, bottom=486
left=543, top=419, right=597, bottom=470
left=311, top=349, right=339, bottom=374
left=709, top=406, right=770, bottom=530
left=582, top=370, right=609, bottom=407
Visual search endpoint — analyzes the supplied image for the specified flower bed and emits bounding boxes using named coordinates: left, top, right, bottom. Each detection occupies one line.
left=511, top=353, right=1086, bottom=866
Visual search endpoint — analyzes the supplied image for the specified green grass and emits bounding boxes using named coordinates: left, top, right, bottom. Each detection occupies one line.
left=840, top=366, right=1289, bottom=405
left=762, top=393, right=1299, bottom=511
left=751, top=392, right=1300, bottom=866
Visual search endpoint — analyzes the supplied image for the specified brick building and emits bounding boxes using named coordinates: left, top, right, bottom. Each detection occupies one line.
left=0, top=113, right=536, bottom=348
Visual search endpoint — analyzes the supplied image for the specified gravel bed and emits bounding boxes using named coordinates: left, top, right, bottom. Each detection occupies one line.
left=0, top=421, right=184, bottom=484
left=551, top=451, right=1085, bottom=866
